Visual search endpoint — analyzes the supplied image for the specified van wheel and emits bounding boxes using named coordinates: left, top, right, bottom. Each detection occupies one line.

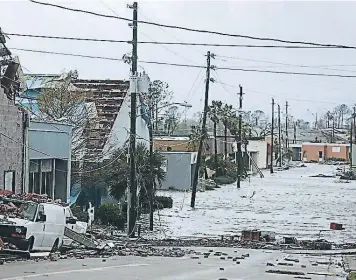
left=51, top=239, right=59, bottom=253
left=27, top=237, right=34, bottom=252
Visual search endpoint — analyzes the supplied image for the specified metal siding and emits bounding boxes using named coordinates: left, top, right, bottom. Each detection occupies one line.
left=160, top=153, right=192, bottom=191
left=28, top=121, right=71, bottom=160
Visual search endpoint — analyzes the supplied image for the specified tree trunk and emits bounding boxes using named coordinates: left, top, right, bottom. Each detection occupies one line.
left=214, top=122, right=218, bottom=169
left=341, top=112, right=344, bottom=128
left=224, top=124, right=228, bottom=158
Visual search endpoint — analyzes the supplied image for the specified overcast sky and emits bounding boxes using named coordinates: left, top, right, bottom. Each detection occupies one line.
left=2, top=0, right=356, bottom=121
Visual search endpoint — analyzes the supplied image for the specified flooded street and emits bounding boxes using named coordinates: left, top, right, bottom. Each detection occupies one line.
left=155, top=164, right=356, bottom=243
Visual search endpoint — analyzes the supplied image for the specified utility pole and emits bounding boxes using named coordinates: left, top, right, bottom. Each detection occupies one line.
left=236, top=85, right=243, bottom=189
left=270, top=98, right=275, bottom=173
left=350, top=115, right=353, bottom=169
left=293, top=122, right=297, bottom=144
left=352, top=107, right=356, bottom=169
left=128, top=1, right=138, bottom=238
left=191, top=51, right=212, bottom=208
left=148, top=119, right=154, bottom=231
left=354, top=107, right=356, bottom=145
left=315, top=113, right=318, bottom=129
left=278, top=104, right=282, bottom=167
left=285, top=101, right=289, bottom=151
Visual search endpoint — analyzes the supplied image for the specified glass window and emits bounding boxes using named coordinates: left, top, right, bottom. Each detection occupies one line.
left=21, top=203, right=38, bottom=221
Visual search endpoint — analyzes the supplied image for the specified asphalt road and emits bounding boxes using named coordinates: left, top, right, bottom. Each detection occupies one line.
left=0, top=248, right=347, bottom=280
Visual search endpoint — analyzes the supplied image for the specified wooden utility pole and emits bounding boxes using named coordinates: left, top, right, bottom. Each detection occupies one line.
left=191, top=51, right=211, bottom=208
left=350, top=116, right=353, bottom=169
left=270, top=98, right=275, bottom=173
left=352, top=107, right=356, bottom=169
left=128, top=1, right=138, bottom=238
left=236, top=85, right=243, bottom=189
left=285, top=101, right=289, bottom=151
left=148, top=121, right=154, bottom=231
left=354, top=107, right=356, bottom=145
left=278, top=104, right=282, bottom=167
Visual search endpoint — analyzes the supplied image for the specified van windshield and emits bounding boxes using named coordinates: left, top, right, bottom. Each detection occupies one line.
left=21, top=203, right=38, bottom=221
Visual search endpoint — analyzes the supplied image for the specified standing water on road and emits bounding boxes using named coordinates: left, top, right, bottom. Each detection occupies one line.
left=155, top=164, right=356, bottom=243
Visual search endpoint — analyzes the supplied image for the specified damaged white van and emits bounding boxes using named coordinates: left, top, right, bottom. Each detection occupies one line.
left=0, top=201, right=66, bottom=252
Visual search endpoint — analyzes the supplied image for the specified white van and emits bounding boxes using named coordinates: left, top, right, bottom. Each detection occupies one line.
left=0, top=202, right=66, bottom=252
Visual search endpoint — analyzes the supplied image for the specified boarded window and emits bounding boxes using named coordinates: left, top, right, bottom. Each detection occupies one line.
left=4, top=171, right=15, bottom=192
left=332, top=147, right=341, bottom=153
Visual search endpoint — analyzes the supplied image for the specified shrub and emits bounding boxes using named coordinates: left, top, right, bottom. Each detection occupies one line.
left=327, top=157, right=346, bottom=162
left=96, top=203, right=126, bottom=229
left=155, top=196, right=173, bottom=209
left=214, top=175, right=236, bottom=185
left=225, top=169, right=238, bottom=180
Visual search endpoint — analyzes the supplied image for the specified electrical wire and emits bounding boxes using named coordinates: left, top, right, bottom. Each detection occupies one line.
left=10, top=47, right=356, bottom=78
left=27, top=0, right=356, bottom=50
left=6, top=32, right=356, bottom=50
left=99, top=1, right=196, bottom=64
left=215, top=66, right=356, bottom=78
left=215, top=55, right=356, bottom=73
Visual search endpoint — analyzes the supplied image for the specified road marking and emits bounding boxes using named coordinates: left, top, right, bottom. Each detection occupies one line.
left=0, top=263, right=149, bottom=280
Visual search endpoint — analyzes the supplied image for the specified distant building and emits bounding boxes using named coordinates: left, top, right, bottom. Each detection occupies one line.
left=302, top=143, right=350, bottom=162
left=153, top=134, right=235, bottom=155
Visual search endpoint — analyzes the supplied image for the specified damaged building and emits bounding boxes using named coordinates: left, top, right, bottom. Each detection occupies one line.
left=0, top=87, right=27, bottom=193
left=71, top=79, right=130, bottom=158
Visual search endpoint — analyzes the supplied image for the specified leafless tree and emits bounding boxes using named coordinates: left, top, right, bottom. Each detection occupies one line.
left=37, top=70, right=99, bottom=162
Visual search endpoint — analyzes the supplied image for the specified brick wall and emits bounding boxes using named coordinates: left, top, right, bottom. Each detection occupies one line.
left=0, top=88, right=24, bottom=193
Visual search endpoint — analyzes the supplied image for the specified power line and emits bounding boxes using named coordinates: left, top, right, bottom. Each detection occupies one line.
left=212, top=79, right=351, bottom=105
left=11, top=47, right=124, bottom=61
left=215, top=66, right=356, bottom=78
left=216, top=55, right=356, bottom=73
left=28, top=0, right=356, bottom=50
left=11, top=47, right=356, bottom=78
left=5, top=32, right=356, bottom=49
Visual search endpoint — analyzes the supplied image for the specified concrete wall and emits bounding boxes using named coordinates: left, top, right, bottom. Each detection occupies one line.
left=247, top=140, right=268, bottom=169
left=0, top=88, right=24, bottom=193
left=159, top=152, right=194, bottom=191
left=302, top=143, right=349, bottom=162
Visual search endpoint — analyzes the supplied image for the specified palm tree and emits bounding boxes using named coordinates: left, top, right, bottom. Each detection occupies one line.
left=208, top=100, right=222, bottom=168
left=104, top=142, right=166, bottom=226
